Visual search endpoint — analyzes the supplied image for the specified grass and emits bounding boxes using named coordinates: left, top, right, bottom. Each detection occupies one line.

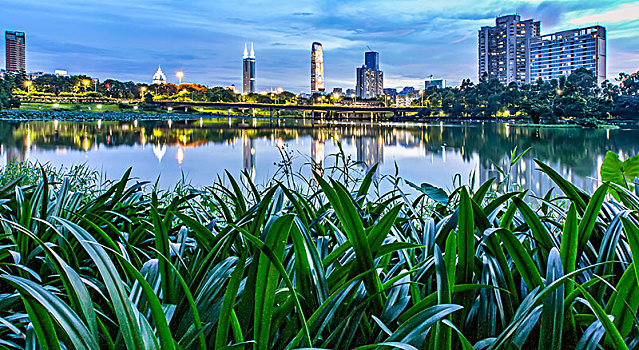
left=0, top=153, right=638, bottom=349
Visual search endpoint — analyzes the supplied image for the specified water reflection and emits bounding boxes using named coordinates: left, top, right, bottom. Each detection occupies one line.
left=0, top=118, right=637, bottom=194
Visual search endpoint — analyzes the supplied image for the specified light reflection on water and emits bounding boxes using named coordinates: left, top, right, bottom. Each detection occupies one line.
left=0, top=117, right=638, bottom=195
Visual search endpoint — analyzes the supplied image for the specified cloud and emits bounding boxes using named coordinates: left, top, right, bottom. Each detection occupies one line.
left=0, top=0, right=637, bottom=90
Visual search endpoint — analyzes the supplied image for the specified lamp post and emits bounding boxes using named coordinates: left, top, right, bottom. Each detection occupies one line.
left=140, top=86, right=147, bottom=99
left=351, top=93, right=356, bottom=105
left=24, top=81, right=32, bottom=94
left=420, top=90, right=424, bottom=107
left=176, top=71, right=184, bottom=85
left=83, top=79, right=91, bottom=92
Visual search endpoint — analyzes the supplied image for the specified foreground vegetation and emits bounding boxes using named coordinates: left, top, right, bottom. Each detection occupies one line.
left=1, top=150, right=639, bottom=349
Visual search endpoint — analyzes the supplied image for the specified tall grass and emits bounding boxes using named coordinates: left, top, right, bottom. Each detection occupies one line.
left=0, top=153, right=638, bottom=349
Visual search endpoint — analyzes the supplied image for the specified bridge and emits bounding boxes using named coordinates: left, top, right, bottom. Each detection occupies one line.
left=156, top=101, right=427, bottom=118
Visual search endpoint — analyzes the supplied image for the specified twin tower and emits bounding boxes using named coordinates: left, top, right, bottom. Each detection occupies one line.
left=242, top=42, right=326, bottom=95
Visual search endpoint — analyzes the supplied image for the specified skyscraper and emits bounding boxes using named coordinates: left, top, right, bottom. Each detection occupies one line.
left=356, top=51, right=383, bottom=99
left=478, top=15, right=540, bottom=84
left=243, top=43, right=255, bottom=93
left=5, top=31, right=26, bottom=72
left=311, top=42, right=325, bottom=93
left=364, top=51, right=379, bottom=71
left=530, top=26, right=606, bottom=84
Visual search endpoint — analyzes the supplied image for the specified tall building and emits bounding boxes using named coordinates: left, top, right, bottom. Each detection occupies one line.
left=478, top=15, right=540, bottom=84
left=152, top=66, right=167, bottom=85
left=365, top=51, right=379, bottom=71
left=5, top=31, right=26, bottom=72
left=356, top=51, right=383, bottom=99
left=530, top=26, right=606, bottom=84
left=383, top=88, right=397, bottom=103
left=311, top=42, right=325, bottom=93
left=425, top=79, right=446, bottom=89
left=243, top=43, right=256, bottom=93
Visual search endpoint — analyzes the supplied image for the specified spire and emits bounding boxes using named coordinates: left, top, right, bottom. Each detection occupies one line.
left=250, top=42, right=255, bottom=58
left=243, top=43, right=248, bottom=59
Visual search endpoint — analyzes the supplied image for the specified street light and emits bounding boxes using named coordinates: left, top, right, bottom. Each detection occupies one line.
left=83, top=79, right=91, bottom=92
left=140, top=86, right=147, bottom=99
left=176, top=71, right=184, bottom=85
left=420, top=90, right=425, bottom=107
left=24, top=81, right=32, bottom=93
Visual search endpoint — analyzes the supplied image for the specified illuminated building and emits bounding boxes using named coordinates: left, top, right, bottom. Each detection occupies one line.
left=243, top=43, right=256, bottom=93
left=5, top=31, right=26, bottom=72
left=478, top=15, right=540, bottom=84
left=311, top=42, right=325, bottom=93
left=242, top=135, right=255, bottom=178
left=530, top=26, right=606, bottom=84
left=424, top=79, right=446, bottom=89
left=152, top=66, right=167, bottom=85
left=356, top=51, right=383, bottom=99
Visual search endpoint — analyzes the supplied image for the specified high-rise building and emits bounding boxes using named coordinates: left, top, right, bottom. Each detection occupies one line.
left=356, top=51, right=383, bottom=99
left=5, top=31, right=26, bottom=72
left=478, top=15, right=540, bottom=84
left=425, top=79, right=446, bottom=89
left=365, top=51, right=379, bottom=71
left=243, top=43, right=256, bottom=93
left=530, top=26, right=606, bottom=84
left=311, top=42, right=325, bottom=93
left=382, top=88, right=397, bottom=103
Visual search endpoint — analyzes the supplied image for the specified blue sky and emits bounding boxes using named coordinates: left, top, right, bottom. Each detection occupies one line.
left=2, top=0, right=638, bottom=91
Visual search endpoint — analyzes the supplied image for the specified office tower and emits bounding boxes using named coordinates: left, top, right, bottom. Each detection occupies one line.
left=365, top=51, right=379, bottom=71
left=478, top=15, right=540, bottom=84
left=424, top=79, right=446, bottom=89
left=5, top=31, right=26, bottom=72
left=311, top=42, right=325, bottom=93
left=530, top=26, right=606, bottom=84
left=356, top=51, right=383, bottom=99
left=243, top=43, right=256, bottom=93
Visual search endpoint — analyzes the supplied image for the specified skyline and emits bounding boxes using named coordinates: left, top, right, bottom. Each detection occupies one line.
left=1, top=0, right=638, bottom=91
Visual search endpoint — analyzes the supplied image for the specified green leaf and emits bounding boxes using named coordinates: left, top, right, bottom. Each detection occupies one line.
left=538, top=248, right=564, bottom=350
left=406, top=180, right=449, bottom=206
left=600, top=151, right=639, bottom=190
left=456, top=187, right=474, bottom=285
left=497, top=229, right=544, bottom=289
left=2, top=275, right=98, bottom=350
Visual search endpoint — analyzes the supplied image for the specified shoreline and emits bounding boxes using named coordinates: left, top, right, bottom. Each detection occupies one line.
left=0, top=108, right=636, bottom=128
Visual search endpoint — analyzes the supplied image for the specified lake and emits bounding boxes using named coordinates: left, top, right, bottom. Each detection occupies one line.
left=1, top=116, right=637, bottom=194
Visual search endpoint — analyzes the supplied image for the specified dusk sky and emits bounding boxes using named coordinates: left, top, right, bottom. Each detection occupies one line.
left=2, top=0, right=638, bottom=91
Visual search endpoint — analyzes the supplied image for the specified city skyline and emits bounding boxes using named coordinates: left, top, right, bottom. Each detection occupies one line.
left=1, top=0, right=638, bottom=91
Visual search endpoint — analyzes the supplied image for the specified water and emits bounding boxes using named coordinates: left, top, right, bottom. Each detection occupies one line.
left=1, top=117, right=637, bottom=195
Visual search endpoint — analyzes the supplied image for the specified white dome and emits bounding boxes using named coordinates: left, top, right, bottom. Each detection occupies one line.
left=153, top=66, right=166, bottom=85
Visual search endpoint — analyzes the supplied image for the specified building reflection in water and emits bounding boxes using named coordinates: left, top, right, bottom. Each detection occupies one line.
left=356, top=136, right=383, bottom=177
left=311, top=138, right=325, bottom=176
left=0, top=119, right=638, bottom=192
left=242, top=133, right=255, bottom=181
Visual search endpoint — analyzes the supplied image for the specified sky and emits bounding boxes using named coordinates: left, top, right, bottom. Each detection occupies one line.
left=1, top=0, right=638, bottom=92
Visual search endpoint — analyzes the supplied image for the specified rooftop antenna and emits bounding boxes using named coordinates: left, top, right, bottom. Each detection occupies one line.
left=366, top=45, right=373, bottom=51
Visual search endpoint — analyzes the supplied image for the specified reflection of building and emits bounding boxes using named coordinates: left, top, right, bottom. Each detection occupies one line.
left=311, top=42, right=325, bottom=93
left=5, top=31, right=26, bottom=72
left=0, top=145, right=25, bottom=168
left=478, top=15, right=540, bottom=84
left=311, top=139, right=325, bottom=175
left=356, top=136, right=383, bottom=174
left=153, top=144, right=166, bottom=163
left=530, top=26, right=606, bottom=84
left=242, top=135, right=255, bottom=179
left=152, top=66, right=167, bottom=85
left=243, top=43, right=256, bottom=93
left=356, top=51, right=383, bottom=99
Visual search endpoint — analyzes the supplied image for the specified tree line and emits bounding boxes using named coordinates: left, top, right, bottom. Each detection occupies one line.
left=412, top=68, right=639, bottom=122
